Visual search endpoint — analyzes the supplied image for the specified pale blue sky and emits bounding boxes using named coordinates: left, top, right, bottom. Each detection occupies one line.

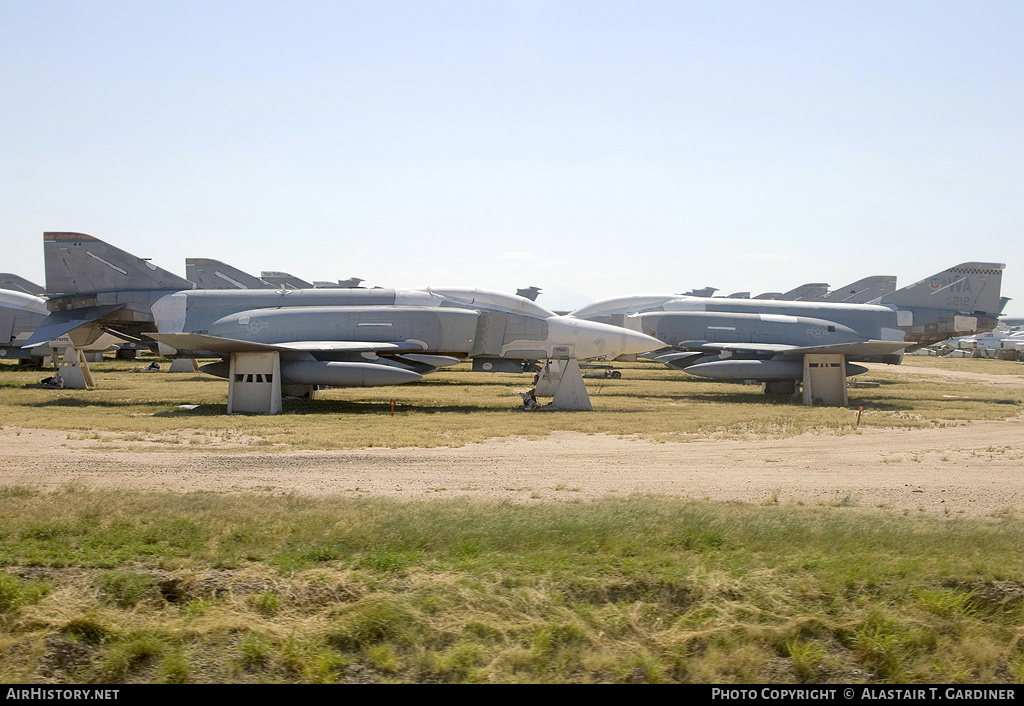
left=3, top=1, right=1021, bottom=314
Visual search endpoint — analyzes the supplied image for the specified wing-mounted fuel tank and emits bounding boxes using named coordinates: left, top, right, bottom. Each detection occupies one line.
left=683, top=358, right=870, bottom=381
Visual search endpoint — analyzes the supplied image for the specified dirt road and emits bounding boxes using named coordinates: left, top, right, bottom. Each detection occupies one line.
left=2, top=413, right=1022, bottom=517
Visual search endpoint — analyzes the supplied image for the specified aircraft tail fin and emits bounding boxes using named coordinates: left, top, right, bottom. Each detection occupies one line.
left=820, top=275, right=897, bottom=303
left=0, top=273, right=45, bottom=296
left=185, top=258, right=273, bottom=290
left=875, top=263, right=1005, bottom=314
left=778, top=282, right=829, bottom=301
left=44, top=232, right=193, bottom=297
left=260, top=271, right=313, bottom=289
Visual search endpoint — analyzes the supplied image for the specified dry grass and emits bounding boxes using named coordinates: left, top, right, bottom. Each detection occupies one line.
left=1, top=355, right=1020, bottom=450
left=2, top=488, right=1024, bottom=683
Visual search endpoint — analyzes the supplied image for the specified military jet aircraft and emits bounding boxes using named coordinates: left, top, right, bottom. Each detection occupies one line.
left=0, top=287, right=49, bottom=362
left=27, top=232, right=659, bottom=412
left=948, top=325, right=1024, bottom=357
left=570, top=262, right=1005, bottom=403
left=1, top=281, right=144, bottom=366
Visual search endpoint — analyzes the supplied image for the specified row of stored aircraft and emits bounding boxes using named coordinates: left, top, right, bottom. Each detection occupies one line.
left=15, top=232, right=661, bottom=411
left=568, top=262, right=1005, bottom=396
left=2, top=232, right=1008, bottom=412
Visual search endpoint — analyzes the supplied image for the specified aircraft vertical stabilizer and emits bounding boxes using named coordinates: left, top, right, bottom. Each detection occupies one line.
left=819, top=276, right=897, bottom=303
left=186, top=258, right=274, bottom=290
left=44, top=232, right=193, bottom=297
left=0, top=274, right=45, bottom=296
left=875, top=263, right=1004, bottom=314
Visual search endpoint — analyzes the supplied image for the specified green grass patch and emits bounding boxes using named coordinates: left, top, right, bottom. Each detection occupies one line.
left=2, top=488, right=1024, bottom=683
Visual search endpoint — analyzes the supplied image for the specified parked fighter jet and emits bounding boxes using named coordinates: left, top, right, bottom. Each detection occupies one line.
left=1, top=282, right=143, bottom=365
left=948, top=326, right=1024, bottom=357
left=0, top=274, right=50, bottom=363
left=0, top=287, right=49, bottom=362
left=28, top=233, right=659, bottom=412
left=571, top=262, right=1004, bottom=403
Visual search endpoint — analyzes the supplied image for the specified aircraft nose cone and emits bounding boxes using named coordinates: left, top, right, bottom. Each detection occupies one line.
left=553, top=317, right=663, bottom=359
left=618, top=326, right=665, bottom=357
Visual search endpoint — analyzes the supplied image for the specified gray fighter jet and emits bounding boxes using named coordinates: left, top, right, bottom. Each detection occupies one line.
left=0, top=284, right=145, bottom=368
left=571, top=262, right=1005, bottom=403
left=0, top=287, right=49, bottom=362
left=27, top=232, right=659, bottom=412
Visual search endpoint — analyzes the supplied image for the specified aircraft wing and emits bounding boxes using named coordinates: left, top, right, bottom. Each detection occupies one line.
left=782, top=340, right=908, bottom=357
left=692, top=340, right=907, bottom=358
left=146, top=332, right=428, bottom=354
left=23, top=304, right=126, bottom=347
left=693, top=342, right=794, bottom=355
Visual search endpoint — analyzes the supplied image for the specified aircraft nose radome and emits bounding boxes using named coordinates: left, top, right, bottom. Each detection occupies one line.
left=560, top=317, right=663, bottom=359
left=618, top=327, right=665, bottom=356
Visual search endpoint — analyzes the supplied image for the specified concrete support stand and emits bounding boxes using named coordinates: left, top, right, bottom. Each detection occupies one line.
left=802, top=354, right=848, bottom=406
left=169, top=358, right=199, bottom=373
left=50, top=344, right=95, bottom=389
left=535, top=358, right=593, bottom=411
left=227, top=351, right=282, bottom=414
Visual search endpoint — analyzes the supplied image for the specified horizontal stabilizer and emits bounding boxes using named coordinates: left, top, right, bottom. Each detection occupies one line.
left=23, top=304, right=125, bottom=347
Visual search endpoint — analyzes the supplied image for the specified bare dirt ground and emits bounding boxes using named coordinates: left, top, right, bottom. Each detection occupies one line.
left=2, top=362, right=1023, bottom=517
